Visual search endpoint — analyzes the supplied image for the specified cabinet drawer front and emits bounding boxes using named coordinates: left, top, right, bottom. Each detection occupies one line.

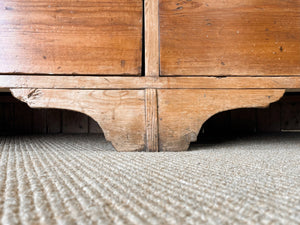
left=160, top=0, right=300, bottom=76
left=0, top=0, right=142, bottom=75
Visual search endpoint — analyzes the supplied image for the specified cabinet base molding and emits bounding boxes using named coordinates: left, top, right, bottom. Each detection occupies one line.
left=10, top=88, right=285, bottom=152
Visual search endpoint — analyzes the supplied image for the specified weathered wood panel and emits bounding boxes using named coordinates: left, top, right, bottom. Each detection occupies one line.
left=280, top=96, right=300, bottom=131
left=257, top=102, right=281, bottom=132
left=14, top=102, right=33, bottom=134
left=46, top=109, right=62, bottom=134
left=158, top=89, right=285, bottom=151
left=11, top=89, right=146, bottom=151
left=0, top=103, right=14, bottom=134
left=62, top=110, right=89, bottom=134
left=33, top=109, right=47, bottom=134
left=0, top=0, right=142, bottom=75
left=231, top=109, right=256, bottom=133
left=160, top=0, right=300, bottom=76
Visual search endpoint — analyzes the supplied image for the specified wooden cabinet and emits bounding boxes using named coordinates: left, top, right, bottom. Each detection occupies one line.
left=1, top=0, right=299, bottom=151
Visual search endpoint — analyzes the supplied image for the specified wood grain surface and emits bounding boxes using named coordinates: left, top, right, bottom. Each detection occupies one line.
left=158, top=89, right=285, bottom=151
left=11, top=89, right=146, bottom=151
left=3, top=75, right=300, bottom=89
left=160, top=0, right=300, bottom=76
left=0, top=0, right=142, bottom=75
left=145, top=89, right=159, bottom=151
left=145, top=0, right=160, bottom=76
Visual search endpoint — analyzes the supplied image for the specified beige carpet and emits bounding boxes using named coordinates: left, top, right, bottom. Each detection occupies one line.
left=0, top=134, right=299, bottom=225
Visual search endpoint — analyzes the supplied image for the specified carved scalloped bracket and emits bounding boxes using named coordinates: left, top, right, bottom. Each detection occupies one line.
left=10, top=88, right=286, bottom=152
left=157, top=89, right=285, bottom=151
left=10, top=88, right=146, bottom=152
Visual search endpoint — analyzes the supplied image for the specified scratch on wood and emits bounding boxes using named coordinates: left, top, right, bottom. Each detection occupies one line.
left=27, top=88, right=42, bottom=99
left=4, top=6, right=13, bottom=10
left=10, top=88, right=43, bottom=105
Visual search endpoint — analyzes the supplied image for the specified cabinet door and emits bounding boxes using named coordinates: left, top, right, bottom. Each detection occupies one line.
left=0, top=0, right=142, bottom=75
left=160, top=0, right=300, bottom=76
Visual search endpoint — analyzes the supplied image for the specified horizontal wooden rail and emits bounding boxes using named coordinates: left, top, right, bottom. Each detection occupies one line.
left=2, top=75, right=300, bottom=90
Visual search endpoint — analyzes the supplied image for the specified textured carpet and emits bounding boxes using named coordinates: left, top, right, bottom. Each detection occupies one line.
left=0, top=134, right=299, bottom=225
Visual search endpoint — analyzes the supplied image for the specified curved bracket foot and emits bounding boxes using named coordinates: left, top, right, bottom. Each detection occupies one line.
left=10, top=88, right=285, bottom=152
left=157, top=89, right=285, bottom=151
left=11, top=88, right=146, bottom=152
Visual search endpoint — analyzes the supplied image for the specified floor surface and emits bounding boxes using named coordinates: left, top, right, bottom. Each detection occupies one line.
left=0, top=134, right=299, bottom=224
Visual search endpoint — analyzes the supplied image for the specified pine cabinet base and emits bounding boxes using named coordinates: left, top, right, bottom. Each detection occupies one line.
left=1, top=0, right=299, bottom=151
left=5, top=75, right=290, bottom=151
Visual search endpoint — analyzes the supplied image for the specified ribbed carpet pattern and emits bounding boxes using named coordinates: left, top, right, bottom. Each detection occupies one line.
left=0, top=134, right=299, bottom=225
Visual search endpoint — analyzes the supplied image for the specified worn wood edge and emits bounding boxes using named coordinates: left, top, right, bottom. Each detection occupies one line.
left=2, top=76, right=300, bottom=89
left=145, top=89, right=159, bottom=152
left=144, top=0, right=159, bottom=76
left=158, top=89, right=286, bottom=152
left=10, top=88, right=146, bottom=152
